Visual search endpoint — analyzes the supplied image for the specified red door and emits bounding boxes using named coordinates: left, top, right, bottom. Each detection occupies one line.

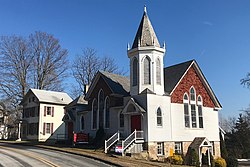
left=68, top=122, right=73, bottom=140
left=131, top=115, right=141, bottom=132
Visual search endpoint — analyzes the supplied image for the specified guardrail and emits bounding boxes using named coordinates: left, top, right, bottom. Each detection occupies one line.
left=122, top=130, right=143, bottom=156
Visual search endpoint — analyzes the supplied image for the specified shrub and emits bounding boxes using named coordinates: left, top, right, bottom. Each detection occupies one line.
left=167, top=155, right=183, bottom=165
left=214, top=157, right=227, bottom=167
left=226, top=156, right=238, bottom=167
left=185, top=148, right=200, bottom=166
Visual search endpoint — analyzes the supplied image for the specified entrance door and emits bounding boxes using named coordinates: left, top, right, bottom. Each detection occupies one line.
left=131, top=115, right=141, bottom=132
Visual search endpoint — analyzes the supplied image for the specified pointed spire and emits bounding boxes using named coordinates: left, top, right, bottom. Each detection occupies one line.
left=144, top=5, right=147, bottom=13
left=127, top=43, right=130, bottom=50
left=131, top=6, right=160, bottom=49
left=163, top=41, right=166, bottom=49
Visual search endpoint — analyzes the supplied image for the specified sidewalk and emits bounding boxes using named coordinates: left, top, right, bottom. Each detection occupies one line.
left=0, top=140, right=176, bottom=167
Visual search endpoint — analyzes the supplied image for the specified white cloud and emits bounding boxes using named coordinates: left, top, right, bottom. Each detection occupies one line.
left=203, top=21, right=213, bottom=26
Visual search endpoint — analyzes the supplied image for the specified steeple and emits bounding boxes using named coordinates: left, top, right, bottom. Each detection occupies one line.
left=128, top=7, right=165, bottom=96
left=132, top=6, right=160, bottom=49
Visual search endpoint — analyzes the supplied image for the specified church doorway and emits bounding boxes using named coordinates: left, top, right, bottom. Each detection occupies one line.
left=131, top=115, right=141, bottom=132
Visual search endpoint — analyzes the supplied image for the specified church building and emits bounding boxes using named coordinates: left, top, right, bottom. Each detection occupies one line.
left=64, top=7, right=222, bottom=163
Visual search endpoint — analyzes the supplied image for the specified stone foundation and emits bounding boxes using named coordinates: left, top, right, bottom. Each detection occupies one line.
left=146, top=141, right=221, bottom=161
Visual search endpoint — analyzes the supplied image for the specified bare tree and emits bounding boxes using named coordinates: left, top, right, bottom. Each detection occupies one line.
left=29, top=31, right=68, bottom=91
left=0, top=32, right=68, bottom=105
left=0, top=36, right=32, bottom=105
left=72, top=48, right=100, bottom=94
left=241, top=73, right=250, bottom=88
left=72, top=48, right=127, bottom=96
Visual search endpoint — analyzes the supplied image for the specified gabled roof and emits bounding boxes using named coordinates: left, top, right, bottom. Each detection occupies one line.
left=21, top=89, right=72, bottom=105
left=132, top=7, right=160, bottom=49
left=189, top=137, right=212, bottom=149
left=85, top=71, right=130, bottom=99
left=66, top=95, right=87, bottom=108
left=164, top=60, right=222, bottom=108
left=164, top=60, right=193, bottom=94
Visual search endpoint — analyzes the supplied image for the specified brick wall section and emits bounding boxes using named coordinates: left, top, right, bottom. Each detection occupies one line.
left=171, top=66, right=215, bottom=108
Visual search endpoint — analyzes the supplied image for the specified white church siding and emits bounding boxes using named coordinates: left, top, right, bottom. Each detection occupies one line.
left=146, top=94, right=171, bottom=142
left=171, top=103, right=220, bottom=142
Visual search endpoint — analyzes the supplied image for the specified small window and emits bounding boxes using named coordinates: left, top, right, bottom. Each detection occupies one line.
left=157, top=108, right=162, bottom=126
left=191, top=104, right=197, bottom=128
left=156, top=58, right=161, bottom=85
left=184, top=94, right=188, bottom=101
left=198, top=105, right=203, bottom=128
left=46, top=123, right=51, bottom=134
left=92, top=99, right=97, bottom=129
left=143, top=56, right=151, bottom=84
left=184, top=103, right=190, bottom=128
left=81, top=116, right=84, bottom=130
left=46, top=107, right=51, bottom=115
left=174, top=142, right=183, bottom=154
left=190, top=87, right=196, bottom=101
left=157, top=142, right=164, bottom=155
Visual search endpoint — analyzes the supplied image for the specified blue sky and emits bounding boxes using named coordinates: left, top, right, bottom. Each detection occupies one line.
left=0, top=0, right=250, bottom=118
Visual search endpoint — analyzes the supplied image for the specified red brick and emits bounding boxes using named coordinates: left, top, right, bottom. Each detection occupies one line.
left=171, top=66, right=215, bottom=108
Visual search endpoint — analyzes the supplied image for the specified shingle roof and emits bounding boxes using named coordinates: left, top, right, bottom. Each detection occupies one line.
left=189, top=137, right=206, bottom=149
left=164, top=60, right=193, bottom=94
left=132, top=9, right=160, bottom=49
left=30, top=89, right=72, bottom=105
left=66, top=95, right=87, bottom=108
left=100, top=71, right=130, bottom=96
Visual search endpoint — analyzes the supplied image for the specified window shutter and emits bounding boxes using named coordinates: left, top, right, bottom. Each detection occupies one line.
left=52, top=107, right=54, bottom=117
left=44, top=106, right=46, bottom=117
left=43, top=122, right=45, bottom=135
left=51, top=123, right=54, bottom=134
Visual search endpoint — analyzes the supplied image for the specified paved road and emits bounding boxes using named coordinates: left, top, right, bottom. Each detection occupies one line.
left=0, top=143, right=114, bottom=167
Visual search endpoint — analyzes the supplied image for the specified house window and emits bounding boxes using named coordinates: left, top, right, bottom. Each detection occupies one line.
left=132, top=58, right=138, bottom=86
left=80, top=115, right=84, bottom=130
left=174, top=142, right=183, bottom=154
left=44, top=106, right=54, bottom=117
left=98, top=90, right=104, bottom=128
left=191, top=104, right=197, bottom=128
left=157, top=142, right=164, bottom=155
left=92, top=99, right=97, bottom=129
left=183, top=93, right=190, bottom=128
left=143, top=56, right=151, bottom=84
left=157, top=108, right=162, bottom=126
left=47, top=107, right=51, bottom=115
left=105, top=97, right=110, bottom=128
left=198, top=96, right=203, bottom=128
left=156, top=58, right=161, bottom=85
left=119, top=112, right=124, bottom=128
left=46, top=123, right=51, bottom=134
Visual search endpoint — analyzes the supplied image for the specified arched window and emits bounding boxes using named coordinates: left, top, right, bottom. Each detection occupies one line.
left=105, top=97, right=110, bottom=128
left=157, top=108, right=162, bottom=126
left=119, top=112, right=124, bottom=128
left=144, top=57, right=151, bottom=84
left=80, top=115, right=84, bottom=130
left=198, top=95, right=203, bottom=128
left=92, top=99, right=97, bottom=129
left=183, top=93, right=190, bottom=128
left=190, top=87, right=196, bottom=101
left=190, top=87, right=197, bottom=128
left=132, top=58, right=138, bottom=86
left=98, top=90, right=104, bottom=128
left=156, top=58, right=161, bottom=85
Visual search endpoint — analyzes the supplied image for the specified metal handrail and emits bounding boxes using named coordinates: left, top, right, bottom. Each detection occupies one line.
left=104, top=131, right=120, bottom=153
